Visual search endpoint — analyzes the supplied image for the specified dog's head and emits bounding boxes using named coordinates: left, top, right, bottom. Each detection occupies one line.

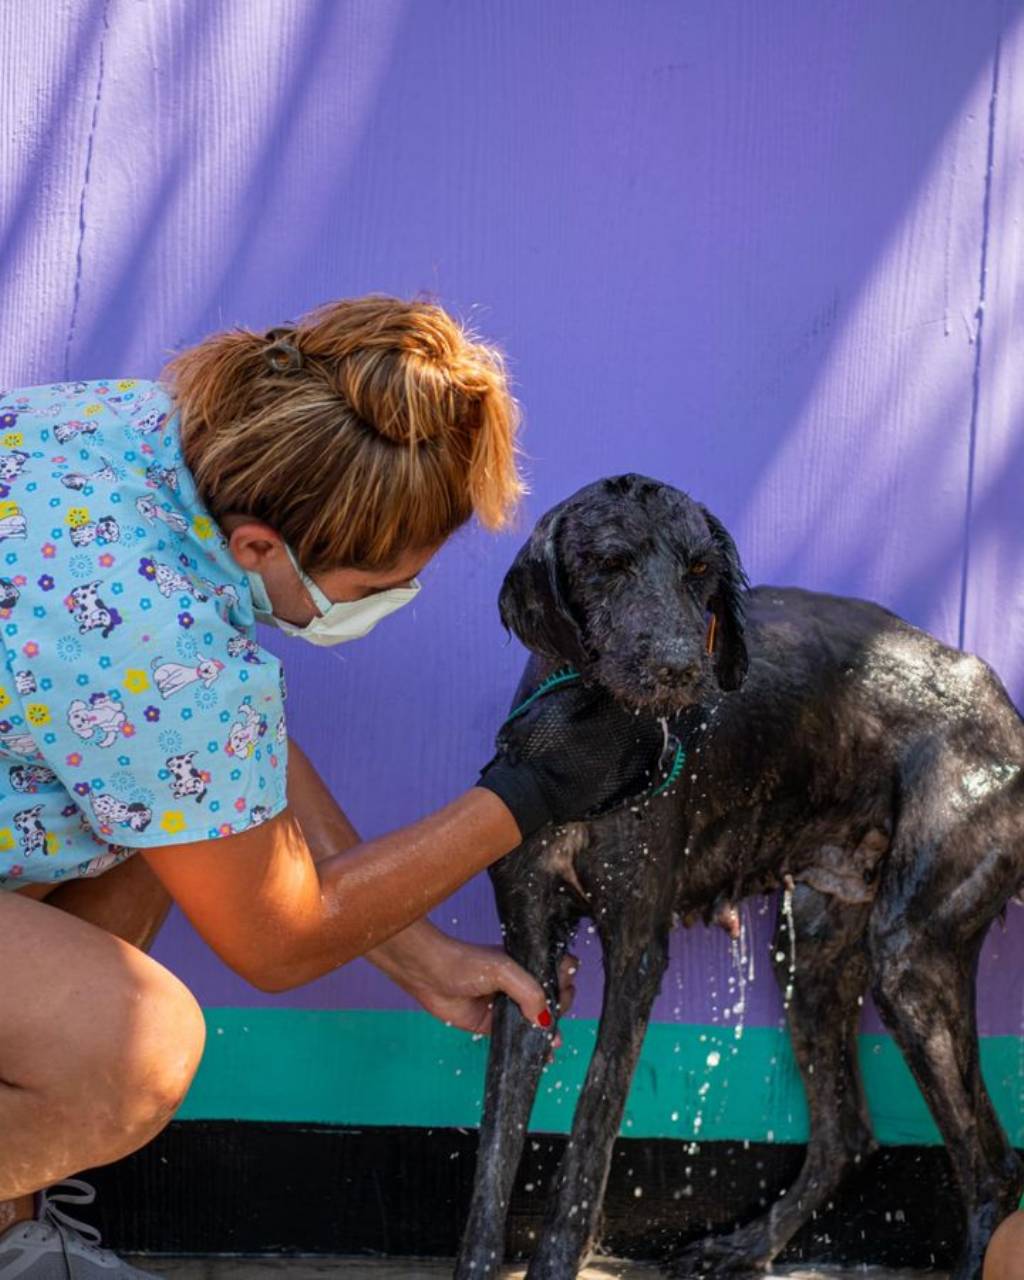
left=499, top=474, right=749, bottom=713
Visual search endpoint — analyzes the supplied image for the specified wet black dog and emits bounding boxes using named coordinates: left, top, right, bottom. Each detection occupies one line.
left=455, top=474, right=1024, bottom=1280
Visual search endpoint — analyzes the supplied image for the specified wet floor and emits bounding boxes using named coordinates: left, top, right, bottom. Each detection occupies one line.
left=127, top=1258, right=943, bottom=1278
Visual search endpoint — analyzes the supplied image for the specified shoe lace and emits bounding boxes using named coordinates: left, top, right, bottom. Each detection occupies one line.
left=38, top=1179, right=104, bottom=1279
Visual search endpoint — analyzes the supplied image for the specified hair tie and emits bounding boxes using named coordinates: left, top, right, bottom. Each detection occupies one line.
left=262, top=325, right=304, bottom=373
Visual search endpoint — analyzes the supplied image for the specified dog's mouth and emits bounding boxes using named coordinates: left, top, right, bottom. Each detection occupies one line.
left=589, top=657, right=717, bottom=717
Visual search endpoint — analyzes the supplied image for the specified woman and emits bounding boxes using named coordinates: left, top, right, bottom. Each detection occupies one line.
left=0, top=297, right=660, bottom=1278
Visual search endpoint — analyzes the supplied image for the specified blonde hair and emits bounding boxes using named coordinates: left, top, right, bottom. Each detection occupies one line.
left=164, top=296, right=524, bottom=571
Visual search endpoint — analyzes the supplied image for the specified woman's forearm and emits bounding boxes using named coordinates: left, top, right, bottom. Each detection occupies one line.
left=285, top=738, right=502, bottom=987
left=277, top=786, right=519, bottom=987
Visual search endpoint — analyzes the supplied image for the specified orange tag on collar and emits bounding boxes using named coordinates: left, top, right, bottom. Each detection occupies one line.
left=705, top=611, right=717, bottom=656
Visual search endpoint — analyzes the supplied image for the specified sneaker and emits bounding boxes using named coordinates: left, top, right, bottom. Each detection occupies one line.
left=0, top=1179, right=157, bottom=1278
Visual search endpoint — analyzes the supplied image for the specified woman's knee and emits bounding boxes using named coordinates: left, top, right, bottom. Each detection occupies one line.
left=42, top=956, right=206, bottom=1145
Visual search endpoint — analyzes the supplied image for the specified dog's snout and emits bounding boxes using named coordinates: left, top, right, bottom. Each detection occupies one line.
left=655, top=661, right=700, bottom=686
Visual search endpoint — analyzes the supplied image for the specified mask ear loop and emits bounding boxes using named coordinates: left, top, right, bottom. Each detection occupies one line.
left=705, top=611, right=718, bottom=656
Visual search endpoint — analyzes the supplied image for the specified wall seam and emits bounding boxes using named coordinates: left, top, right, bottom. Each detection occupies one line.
left=958, top=11, right=1003, bottom=651
left=62, top=0, right=111, bottom=381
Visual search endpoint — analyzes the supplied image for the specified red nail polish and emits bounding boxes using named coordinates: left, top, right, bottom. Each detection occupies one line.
left=538, top=1009, right=552, bottom=1028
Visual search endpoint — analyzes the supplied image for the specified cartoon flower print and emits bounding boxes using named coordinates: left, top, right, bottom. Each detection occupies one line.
left=161, top=811, right=186, bottom=835
left=158, top=729, right=184, bottom=754
left=37, top=574, right=54, bottom=591
left=66, top=752, right=82, bottom=767
left=22, top=642, right=38, bottom=658
left=25, top=703, right=50, bottom=727
left=66, top=507, right=90, bottom=528
left=0, top=688, right=9, bottom=710
left=73, top=782, right=90, bottom=798
left=0, top=413, right=18, bottom=431
left=69, top=553, right=92, bottom=579
left=178, top=612, right=194, bottom=629
left=217, top=823, right=234, bottom=837
left=193, top=516, right=213, bottom=541
left=83, top=404, right=102, bottom=417
left=138, top=557, right=157, bottom=581
left=98, top=553, right=114, bottom=569
left=116, top=380, right=136, bottom=391
left=144, top=706, right=160, bottom=722
left=122, top=723, right=136, bottom=739
left=44, top=832, right=59, bottom=856
left=123, top=669, right=150, bottom=695
left=41, top=543, right=56, bottom=559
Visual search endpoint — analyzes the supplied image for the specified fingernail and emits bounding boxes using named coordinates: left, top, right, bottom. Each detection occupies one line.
left=537, top=1009, right=552, bottom=1028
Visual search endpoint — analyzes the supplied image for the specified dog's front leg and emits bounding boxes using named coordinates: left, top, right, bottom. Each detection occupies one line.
left=454, top=839, right=579, bottom=1280
left=525, top=821, right=674, bottom=1279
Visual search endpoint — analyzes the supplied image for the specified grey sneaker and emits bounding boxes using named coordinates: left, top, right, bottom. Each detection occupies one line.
left=0, top=1180, right=157, bottom=1278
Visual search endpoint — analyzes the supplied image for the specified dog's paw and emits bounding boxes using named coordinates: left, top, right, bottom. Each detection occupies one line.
left=665, top=1234, right=769, bottom=1279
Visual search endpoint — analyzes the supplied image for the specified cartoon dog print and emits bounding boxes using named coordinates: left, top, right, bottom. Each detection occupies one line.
left=204, top=581, right=241, bottom=611
left=9, top=763, right=58, bottom=793
left=0, top=578, right=18, bottom=610
left=227, top=634, right=262, bottom=663
left=67, top=581, right=122, bottom=639
left=0, top=730, right=41, bottom=758
left=61, top=457, right=117, bottom=491
left=275, top=715, right=287, bottom=745
left=90, top=793, right=152, bottom=833
left=69, top=514, right=121, bottom=548
left=248, top=805, right=271, bottom=828
left=0, top=450, right=30, bottom=484
left=67, top=692, right=127, bottom=747
left=133, top=407, right=168, bottom=435
left=225, top=701, right=266, bottom=760
left=53, top=418, right=99, bottom=446
left=14, top=805, right=48, bottom=854
left=145, top=463, right=179, bottom=491
left=165, top=751, right=208, bottom=803
left=150, top=654, right=224, bottom=699
left=147, top=560, right=209, bottom=601
left=14, top=670, right=36, bottom=696
left=0, top=508, right=27, bottom=541
left=135, top=495, right=188, bottom=536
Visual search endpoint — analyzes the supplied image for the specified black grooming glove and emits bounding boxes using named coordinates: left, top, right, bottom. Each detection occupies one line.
left=477, top=678, right=666, bottom=839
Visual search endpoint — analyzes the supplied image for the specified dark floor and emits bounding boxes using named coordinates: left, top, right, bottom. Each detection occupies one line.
left=127, top=1259, right=943, bottom=1278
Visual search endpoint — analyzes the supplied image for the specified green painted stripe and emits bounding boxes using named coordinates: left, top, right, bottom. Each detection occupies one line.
left=179, top=1007, right=1024, bottom=1147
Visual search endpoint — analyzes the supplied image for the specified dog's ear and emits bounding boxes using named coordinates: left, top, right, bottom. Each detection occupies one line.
left=700, top=506, right=749, bottom=692
left=498, top=507, right=590, bottom=667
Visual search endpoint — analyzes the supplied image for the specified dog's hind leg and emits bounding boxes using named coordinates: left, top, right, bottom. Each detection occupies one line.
left=454, top=840, right=581, bottom=1280
left=869, top=857, right=1023, bottom=1280
left=669, top=884, right=874, bottom=1277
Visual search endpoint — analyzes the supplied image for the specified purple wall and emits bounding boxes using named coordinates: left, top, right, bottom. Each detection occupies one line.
left=2, top=1, right=1022, bottom=1037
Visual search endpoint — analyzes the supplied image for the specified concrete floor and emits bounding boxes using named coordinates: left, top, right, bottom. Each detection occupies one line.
left=127, top=1259, right=941, bottom=1279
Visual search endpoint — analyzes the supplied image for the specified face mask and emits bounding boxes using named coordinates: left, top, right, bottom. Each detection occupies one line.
left=247, top=545, right=420, bottom=647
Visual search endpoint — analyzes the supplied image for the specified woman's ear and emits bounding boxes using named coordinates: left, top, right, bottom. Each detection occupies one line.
left=699, top=506, right=749, bottom=692
left=498, top=506, right=590, bottom=667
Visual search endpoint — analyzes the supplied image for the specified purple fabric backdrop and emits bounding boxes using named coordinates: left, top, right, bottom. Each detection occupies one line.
left=1, top=0, right=1022, bottom=1038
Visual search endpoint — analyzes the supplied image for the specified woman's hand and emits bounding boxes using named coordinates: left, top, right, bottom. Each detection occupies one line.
left=369, top=920, right=577, bottom=1037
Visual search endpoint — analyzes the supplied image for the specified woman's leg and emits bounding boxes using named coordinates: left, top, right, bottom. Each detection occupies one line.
left=0, top=858, right=175, bottom=1231
left=0, top=889, right=205, bottom=1202
left=45, top=854, right=173, bottom=952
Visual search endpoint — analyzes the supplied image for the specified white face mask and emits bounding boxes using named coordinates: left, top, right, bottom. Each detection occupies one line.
left=247, top=545, right=420, bottom=647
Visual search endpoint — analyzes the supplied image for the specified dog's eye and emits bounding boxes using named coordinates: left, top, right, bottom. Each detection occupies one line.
left=599, top=553, right=632, bottom=573
left=689, top=561, right=709, bottom=576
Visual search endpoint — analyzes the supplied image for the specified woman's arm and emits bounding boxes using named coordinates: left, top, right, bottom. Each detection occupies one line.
left=143, top=781, right=518, bottom=992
